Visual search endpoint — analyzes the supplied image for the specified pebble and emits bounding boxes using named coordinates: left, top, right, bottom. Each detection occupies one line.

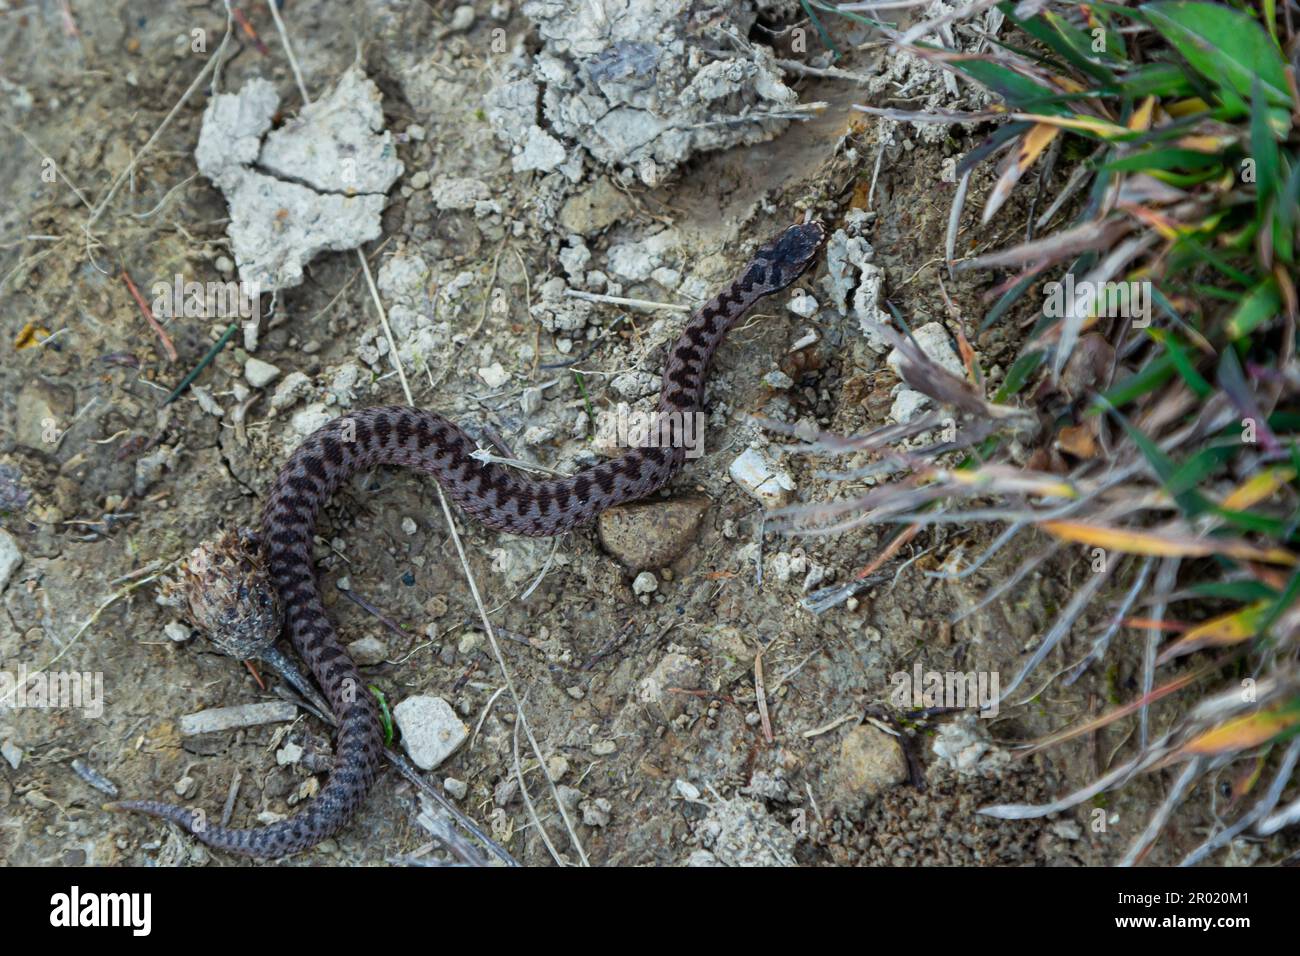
left=728, top=447, right=796, bottom=508
left=409, top=170, right=430, bottom=190
left=762, top=369, right=794, bottom=390
left=520, top=386, right=544, bottom=415
left=174, top=775, right=197, bottom=798
left=596, top=495, right=709, bottom=571
left=478, top=362, right=510, bottom=388
left=346, top=635, right=388, bottom=667
left=163, top=621, right=191, bottom=643
left=393, top=695, right=469, bottom=770
left=270, top=371, right=313, bottom=412
left=674, top=779, right=702, bottom=801
left=0, top=529, right=23, bottom=592
left=448, top=3, right=475, bottom=31
left=443, top=777, right=468, bottom=800
left=401, top=517, right=418, bottom=535
left=1, top=739, right=22, bottom=771
left=631, top=571, right=658, bottom=595
left=580, top=797, right=612, bottom=827
left=276, top=741, right=304, bottom=766
left=833, top=725, right=908, bottom=803
left=244, top=357, right=281, bottom=388
left=889, top=388, right=931, bottom=424
left=788, top=290, right=818, bottom=317
left=886, top=321, right=964, bottom=380
left=591, top=739, right=617, bottom=756
left=179, top=701, right=298, bottom=736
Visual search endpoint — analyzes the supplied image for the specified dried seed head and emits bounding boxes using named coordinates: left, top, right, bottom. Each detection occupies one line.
left=161, top=528, right=282, bottom=661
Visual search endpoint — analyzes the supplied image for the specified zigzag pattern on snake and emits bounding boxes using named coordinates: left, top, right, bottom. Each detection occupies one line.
left=112, top=220, right=826, bottom=857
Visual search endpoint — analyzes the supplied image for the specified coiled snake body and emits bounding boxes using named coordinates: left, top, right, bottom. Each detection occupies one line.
left=114, top=221, right=826, bottom=857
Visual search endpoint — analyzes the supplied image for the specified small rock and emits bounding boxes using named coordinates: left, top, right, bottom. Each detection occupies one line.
left=520, top=386, right=544, bottom=416
left=448, top=4, right=475, bottom=32
left=729, top=447, right=796, bottom=508
left=597, top=495, right=709, bottom=571
left=174, top=775, right=197, bottom=798
left=347, top=636, right=388, bottom=666
left=478, top=362, right=510, bottom=388
left=887, top=321, right=964, bottom=380
left=631, top=571, right=658, bottom=595
left=1, top=739, right=22, bottom=770
left=889, top=388, right=931, bottom=424
left=244, top=357, right=281, bottom=388
left=276, top=741, right=304, bottom=766
left=393, top=695, right=468, bottom=770
left=591, top=739, right=617, bottom=756
left=580, top=797, right=612, bottom=827
left=762, top=369, right=794, bottom=390
left=400, top=517, right=418, bottom=536
left=788, top=290, right=818, bottom=317
left=832, top=725, right=908, bottom=806
left=637, top=652, right=701, bottom=723
left=163, top=621, right=191, bottom=643
left=0, top=530, right=23, bottom=592
left=270, top=371, right=313, bottom=412
left=674, top=779, right=702, bottom=801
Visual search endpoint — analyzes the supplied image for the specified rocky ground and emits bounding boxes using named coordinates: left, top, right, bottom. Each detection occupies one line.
left=0, top=0, right=1286, bottom=867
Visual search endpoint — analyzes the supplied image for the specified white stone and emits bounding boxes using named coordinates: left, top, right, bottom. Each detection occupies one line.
left=478, top=362, right=510, bottom=389
left=347, top=635, right=388, bottom=666
left=0, top=530, right=23, bottom=592
left=401, top=517, right=418, bottom=535
left=728, top=447, right=796, bottom=509
left=276, top=741, right=303, bottom=766
left=164, top=621, right=191, bottom=643
left=244, top=357, right=281, bottom=388
left=270, top=371, right=313, bottom=412
left=762, top=370, right=794, bottom=390
left=632, top=571, right=658, bottom=595
left=887, top=321, right=964, bottom=380
left=889, top=388, right=931, bottom=424
left=393, top=695, right=469, bottom=770
left=1, top=739, right=22, bottom=770
left=788, top=290, right=818, bottom=318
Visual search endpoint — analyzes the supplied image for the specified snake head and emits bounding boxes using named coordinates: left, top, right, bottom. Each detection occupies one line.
left=160, top=527, right=283, bottom=661
left=745, top=220, right=827, bottom=293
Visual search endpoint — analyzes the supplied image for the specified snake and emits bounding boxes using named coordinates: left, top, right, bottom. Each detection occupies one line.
left=110, top=219, right=826, bottom=858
